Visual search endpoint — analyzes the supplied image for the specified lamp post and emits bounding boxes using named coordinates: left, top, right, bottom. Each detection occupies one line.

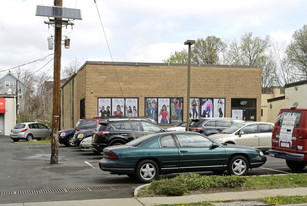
left=184, top=40, right=195, bottom=131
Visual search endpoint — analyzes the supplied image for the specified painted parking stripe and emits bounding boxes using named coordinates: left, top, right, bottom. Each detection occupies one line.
left=84, top=161, right=95, bottom=169
left=260, top=167, right=292, bottom=174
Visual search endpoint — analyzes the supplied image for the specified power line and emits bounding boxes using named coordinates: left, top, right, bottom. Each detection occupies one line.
left=0, top=53, right=54, bottom=73
left=94, top=0, right=124, bottom=98
left=32, top=58, right=54, bottom=75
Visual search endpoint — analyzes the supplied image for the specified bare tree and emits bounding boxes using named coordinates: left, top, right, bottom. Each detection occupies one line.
left=62, top=58, right=80, bottom=79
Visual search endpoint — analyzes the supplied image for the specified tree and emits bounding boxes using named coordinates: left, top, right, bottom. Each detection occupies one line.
left=286, top=25, right=307, bottom=79
left=224, top=33, right=273, bottom=87
left=163, top=50, right=188, bottom=64
left=163, top=36, right=226, bottom=65
left=192, top=36, right=226, bottom=65
left=62, top=58, right=80, bottom=78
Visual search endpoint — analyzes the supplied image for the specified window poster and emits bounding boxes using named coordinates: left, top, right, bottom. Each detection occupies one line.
left=97, top=98, right=111, bottom=117
left=145, top=98, right=158, bottom=122
left=232, top=109, right=243, bottom=120
left=125, top=98, right=138, bottom=117
left=171, top=98, right=183, bottom=123
left=279, top=113, right=296, bottom=148
left=200, top=98, right=213, bottom=118
left=158, top=98, right=170, bottom=124
left=189, top=98, right=200, bottom=119
left=112, top=98, right=125, bottom=117
left=213, top=99, right=225, bottom=118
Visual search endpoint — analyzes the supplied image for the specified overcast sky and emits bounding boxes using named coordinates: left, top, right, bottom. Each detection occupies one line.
left=0, top=0, right=306, bottom=77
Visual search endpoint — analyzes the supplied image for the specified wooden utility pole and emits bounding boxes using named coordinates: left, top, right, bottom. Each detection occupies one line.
left=50, top=0, right=62, bottom=164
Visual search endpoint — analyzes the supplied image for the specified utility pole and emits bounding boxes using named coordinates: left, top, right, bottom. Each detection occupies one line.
left=50, top=0, right=63, bottom=164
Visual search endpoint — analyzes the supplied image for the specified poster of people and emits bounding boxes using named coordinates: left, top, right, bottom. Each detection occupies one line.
left=125, top=98, right=138, bottom=117
left=213, top=99, right=225, bottom=118
left=97, top=98, right=111, bottom=117
left=112, top=98, right=125, bottom=117
left=189, top=98, right=200, bottom=119
left=145, top=98, right=158, bottom=121
left=232, top=109, right=243, bottom=120
left=171, top=98, right=183, bottom=123
left=200, top=98, right=213, bottom=117
left=158, top=98, right=170, bottom=124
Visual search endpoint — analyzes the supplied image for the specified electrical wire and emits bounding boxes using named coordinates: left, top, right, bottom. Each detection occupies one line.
left=0, top=53, right=54, bottom=73
left=32, top=58, right=54, bottom=75
left=93, top=0, right=124, bottom=98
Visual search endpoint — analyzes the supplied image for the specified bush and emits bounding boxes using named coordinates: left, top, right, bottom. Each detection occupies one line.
left=148, top=174, right=246, bottom=196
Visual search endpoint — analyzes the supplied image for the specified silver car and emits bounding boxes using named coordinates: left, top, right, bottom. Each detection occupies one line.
left=208, top=122, right=274, bottom=151
left=10, top=122, right=52, bottom=142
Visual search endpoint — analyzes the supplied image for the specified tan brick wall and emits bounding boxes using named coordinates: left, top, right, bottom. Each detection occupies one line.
left=61, top=62, right=262, bottom=129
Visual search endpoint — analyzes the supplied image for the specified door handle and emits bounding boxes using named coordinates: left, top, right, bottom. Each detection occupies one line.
left=180, top=150, right=188, bottom=153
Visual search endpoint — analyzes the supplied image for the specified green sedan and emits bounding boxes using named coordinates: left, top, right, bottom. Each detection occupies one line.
left=99, top=131, right=266, bottom=183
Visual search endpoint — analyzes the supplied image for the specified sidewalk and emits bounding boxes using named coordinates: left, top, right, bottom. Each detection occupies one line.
left=1, top=187, right=307, bottom=206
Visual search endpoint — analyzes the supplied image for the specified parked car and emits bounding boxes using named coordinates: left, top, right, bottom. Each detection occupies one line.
left=59, top=117, right=106, bottom=147
left=166, top=122, right=187, bottom=132
left=92, top=119, right=165, bottom=154
left=10, top=122, right=51, bottom=142
left=189, top=118, right=243, bottom=135
left=99, top=131, right=267, bottom=182
left=269, top=107, right=307, bottom=172
left=80, top=136, right=92, bottom=150
left=209, top=122, right=274, bottom=151
left=73, top=117, right=158, bottom=147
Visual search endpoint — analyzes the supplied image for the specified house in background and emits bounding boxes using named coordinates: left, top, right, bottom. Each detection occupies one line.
left=261, top=87, right=284, bottom=122
left=267, top=80, right=307, bottom=123
left=0, top=71, right=25, bottom=135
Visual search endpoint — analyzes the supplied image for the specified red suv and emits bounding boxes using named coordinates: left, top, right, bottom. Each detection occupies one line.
left=269, top=107, right=307, bottom=172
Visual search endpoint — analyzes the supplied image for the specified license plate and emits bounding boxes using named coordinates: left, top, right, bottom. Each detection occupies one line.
left=281, top=142, right=290, bottom=148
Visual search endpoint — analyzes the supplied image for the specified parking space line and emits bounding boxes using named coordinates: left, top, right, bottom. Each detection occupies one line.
left=84, top=161, right=95, bottom=169
left=260, top=167, right=292, bottom=174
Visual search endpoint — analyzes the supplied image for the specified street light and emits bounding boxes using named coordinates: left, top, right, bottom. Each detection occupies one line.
left=184, top=40, right=195, bottom=131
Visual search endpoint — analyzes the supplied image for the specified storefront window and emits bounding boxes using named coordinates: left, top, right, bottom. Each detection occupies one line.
left=231, top=98, right=256, bottom=121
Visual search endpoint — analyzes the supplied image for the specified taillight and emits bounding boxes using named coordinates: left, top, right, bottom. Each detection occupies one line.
left=21, top=129, right=28, bottom=132
left=104, top=151, right=118, bottom=159
left=191, top=128, right=202, bottom=131
left=298, top=130, right=307, bottom=139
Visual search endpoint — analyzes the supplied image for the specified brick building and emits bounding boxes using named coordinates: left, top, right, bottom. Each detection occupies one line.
left=60, top=61, right=262, bottom=129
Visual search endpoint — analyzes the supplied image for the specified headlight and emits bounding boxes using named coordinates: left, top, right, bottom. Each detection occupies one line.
left=78, top=134, right=84, bottom=139
left=60, top=132, right=66, bottom=137
left=259, top=151, right=264, bottom=156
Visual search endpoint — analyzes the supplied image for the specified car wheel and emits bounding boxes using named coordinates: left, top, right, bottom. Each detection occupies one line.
left=286, top=160, right=306, bottom=172
left=26, top=134, right=33, bottom=141
left=136, top=160, right=159, bottom=183
left=12, top=139, right=19, bottom=142
left=66, top=135, right=75, bottom=147
left=228, top=155, right=249, bottom=176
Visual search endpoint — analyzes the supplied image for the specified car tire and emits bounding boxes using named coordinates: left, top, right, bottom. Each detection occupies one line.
left=26, top=134, right=33, bottom=141
left=136, top=159, right=159, bottom=183
left=66, top=135, right=75, bottom=147
left=12, top=139, right=19, bottom=142
left=286, top=160, right=306, bottom=172
left=228, top=155, right=249, bottom=176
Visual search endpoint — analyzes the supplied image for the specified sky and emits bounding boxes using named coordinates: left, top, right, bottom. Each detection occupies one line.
left=0, top=0, right=306, bottom=77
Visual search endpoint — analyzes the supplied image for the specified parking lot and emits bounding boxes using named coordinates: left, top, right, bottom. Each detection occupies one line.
left=0, top=135, right=305, bottom=204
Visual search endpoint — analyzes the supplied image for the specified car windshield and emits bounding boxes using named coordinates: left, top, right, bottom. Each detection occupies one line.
left=221, top=123, right=245, bottom=134
left=76, top=120, right=97, bottom=130
left=14, top=123, right=25, bottom=129
left=190, top=119, right=207, bottom=127
left=126, top=133, right=157, bottom=146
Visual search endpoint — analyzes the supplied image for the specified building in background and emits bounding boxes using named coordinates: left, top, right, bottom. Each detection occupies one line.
left=60, top=61, right=262, bottom=129
left=0, top=72, right=25, bottom=135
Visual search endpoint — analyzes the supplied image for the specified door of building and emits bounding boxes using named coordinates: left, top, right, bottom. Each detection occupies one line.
left=231, top=98, right=257, bottom=121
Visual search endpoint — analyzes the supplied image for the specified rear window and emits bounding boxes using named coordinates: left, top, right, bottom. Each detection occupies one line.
left=76, top=120, right=97, bottom=130
left=190, top=119, right=207, bottom=127
left=277, top=111, right=302, bottom=128
left=14, top=124, right=25, bottom=129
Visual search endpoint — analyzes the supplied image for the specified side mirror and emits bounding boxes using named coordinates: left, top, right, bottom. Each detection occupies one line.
left=239, top=130, right=244, bottom=137
left=210, top=142, right=219, bottom=149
